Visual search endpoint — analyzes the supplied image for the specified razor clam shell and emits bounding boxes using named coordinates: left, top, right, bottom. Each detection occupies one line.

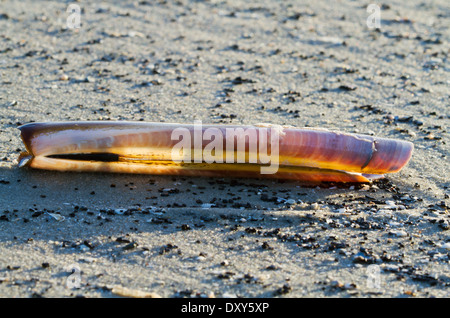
left=18, top=121, right=413, bottom=181
left=28, top=156, right=375, bottom=183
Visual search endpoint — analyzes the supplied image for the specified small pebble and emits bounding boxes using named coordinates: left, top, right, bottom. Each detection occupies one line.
left=389, top=230, right=408, bottom=237
left=439, top=242, right=450, bottom=250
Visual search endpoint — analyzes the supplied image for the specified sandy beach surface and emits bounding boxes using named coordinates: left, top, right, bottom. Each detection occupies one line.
left=0, top=0, right=449, bottom=298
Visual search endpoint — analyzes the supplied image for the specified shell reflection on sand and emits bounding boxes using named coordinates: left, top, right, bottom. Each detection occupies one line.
left=18, top=121, right=413, bottom=183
